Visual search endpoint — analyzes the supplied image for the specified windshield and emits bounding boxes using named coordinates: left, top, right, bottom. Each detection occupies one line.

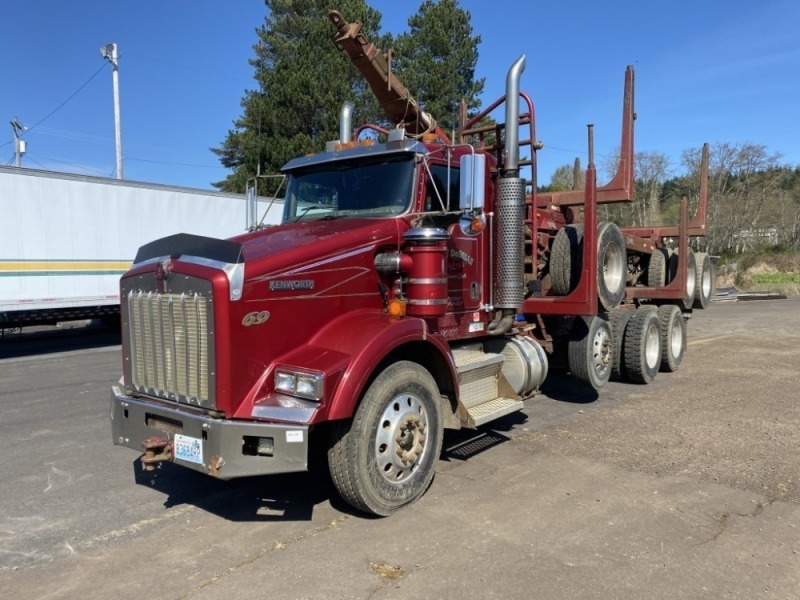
left=282, top=154, right=415, bottom=223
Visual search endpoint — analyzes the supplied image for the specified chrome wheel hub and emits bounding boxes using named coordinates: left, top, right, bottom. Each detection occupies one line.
left=375, top=393, right=429, bottom=484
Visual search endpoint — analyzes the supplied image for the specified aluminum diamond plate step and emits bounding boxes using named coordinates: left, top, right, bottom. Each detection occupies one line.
left=466, top=397, right=524, bottom=427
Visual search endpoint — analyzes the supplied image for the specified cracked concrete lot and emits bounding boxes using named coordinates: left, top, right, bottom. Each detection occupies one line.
left=1, top=298, right=799, bottom=599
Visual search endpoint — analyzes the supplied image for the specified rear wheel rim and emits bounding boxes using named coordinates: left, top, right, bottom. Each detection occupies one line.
left=602, top=243, right=625, bottom=293
left=645, top=323, right=660, bottom=368
left=592, top=326, right=612, bottom=377
left=670, top=316, right=683, bottom=358
left=702, top=268, right=712, bottom=297
left=686, top=265, right=697, bottom=300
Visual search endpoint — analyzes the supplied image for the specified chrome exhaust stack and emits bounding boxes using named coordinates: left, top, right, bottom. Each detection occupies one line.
left=489, top=55, right=527, bottom=335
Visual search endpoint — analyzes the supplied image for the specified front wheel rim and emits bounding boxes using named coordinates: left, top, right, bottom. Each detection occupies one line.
left=374, top=393, right=429, bottom=484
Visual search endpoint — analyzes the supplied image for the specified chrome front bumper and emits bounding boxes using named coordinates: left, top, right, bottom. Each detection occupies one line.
left=110, top=385, right=309, bottom=479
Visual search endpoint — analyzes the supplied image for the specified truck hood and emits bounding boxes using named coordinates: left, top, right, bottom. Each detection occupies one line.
left=233, top=218, right=404, bottom=276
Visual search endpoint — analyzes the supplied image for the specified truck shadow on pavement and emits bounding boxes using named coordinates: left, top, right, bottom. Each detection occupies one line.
left=132, top=458, right=349, bottom=521
left=540, top=371, right=601, bottom=404
left=128, top=377, right=597, bottom=522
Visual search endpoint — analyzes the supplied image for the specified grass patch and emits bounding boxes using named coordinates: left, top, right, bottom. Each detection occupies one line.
left=751, top=273, right=800, bottom=284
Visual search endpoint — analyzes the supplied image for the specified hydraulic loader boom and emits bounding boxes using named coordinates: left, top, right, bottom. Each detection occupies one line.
left=328, top=10, right=450, bottom=142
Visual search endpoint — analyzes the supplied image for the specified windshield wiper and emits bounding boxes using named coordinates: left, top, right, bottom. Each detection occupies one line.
left=293, top=205, right=332, bottom=223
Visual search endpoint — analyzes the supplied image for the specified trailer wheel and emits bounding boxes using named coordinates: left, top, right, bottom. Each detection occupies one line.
left=693, top=252, right=713, bottom=309
left=596, top=222, right=626, bottom=311
left=609, top=308, right=634, bottom=381
left=623, top=307, right=662, bottom=383
left=569, top=315, right=613, bottom=389
left=327, top=361, right=443, bottom=516
left=550, top=222, right=625, bottom=311
left=645, top=248, right=667, bottom=287
left=669, top=249, right=697, bottom=311
left=657, top=304, right=686, bottom=372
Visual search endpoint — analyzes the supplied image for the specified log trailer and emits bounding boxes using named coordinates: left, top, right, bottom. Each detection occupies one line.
left=110, top=11, right=708, bottom=515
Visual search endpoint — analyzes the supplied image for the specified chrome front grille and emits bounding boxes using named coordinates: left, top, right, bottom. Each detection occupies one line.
left=125, top=289, right=214, bottom=407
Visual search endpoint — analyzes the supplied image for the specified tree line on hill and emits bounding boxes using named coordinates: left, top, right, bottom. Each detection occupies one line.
left=213, top=0, right=798, bottom=255
left=544, top=143, right=800, bottom=254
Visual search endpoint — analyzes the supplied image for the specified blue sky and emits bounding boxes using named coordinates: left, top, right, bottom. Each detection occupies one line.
left=2, top=1, right=798, bottom=190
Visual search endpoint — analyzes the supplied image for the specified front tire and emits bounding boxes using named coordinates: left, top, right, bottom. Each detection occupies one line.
left=327, top=361, right=443, bottom=516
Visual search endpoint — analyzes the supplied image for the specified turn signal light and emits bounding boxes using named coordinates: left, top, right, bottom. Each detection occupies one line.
left=387, top=299, right=407, bottom=318
left=470, top=218, right=485, bottom=233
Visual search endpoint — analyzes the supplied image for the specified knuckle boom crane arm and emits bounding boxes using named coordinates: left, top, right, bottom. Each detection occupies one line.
left=328, top=10, right=451, bottom=143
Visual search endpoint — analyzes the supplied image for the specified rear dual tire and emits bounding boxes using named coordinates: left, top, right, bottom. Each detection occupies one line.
left=623, top=307, right=662, bottom=384
left=657, top=304, right=686, bottom=372
left=569, top=315, right=613, bottom=389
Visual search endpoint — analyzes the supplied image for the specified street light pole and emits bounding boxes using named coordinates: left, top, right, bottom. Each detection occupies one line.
left=101, top=43, right=123, bottom=179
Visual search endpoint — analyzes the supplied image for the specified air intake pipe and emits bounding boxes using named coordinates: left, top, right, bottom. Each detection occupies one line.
left=340, top=101, right=354, bottom=143
left=489, top=55, right=527, bottom=335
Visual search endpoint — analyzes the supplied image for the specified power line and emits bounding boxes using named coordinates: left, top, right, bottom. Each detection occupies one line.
left=126, top=51, right=251, bottom=83
left=126, top=156, right=226, bottom=169
left=27, top=62, right=110, bottom=133
left=1, top=61, right=109, bottom=148
left=28, top=152, right=111, bottom=177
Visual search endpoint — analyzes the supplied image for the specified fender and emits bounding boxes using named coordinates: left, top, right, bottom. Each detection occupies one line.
left=310, top=309, right=457, bottom=421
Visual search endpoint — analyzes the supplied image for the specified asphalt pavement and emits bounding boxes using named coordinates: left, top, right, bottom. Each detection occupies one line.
left=1, top=299, right=798, bottom=599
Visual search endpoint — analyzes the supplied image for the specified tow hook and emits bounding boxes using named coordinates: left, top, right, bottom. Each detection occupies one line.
left=141, top=436, right=173, bottom=471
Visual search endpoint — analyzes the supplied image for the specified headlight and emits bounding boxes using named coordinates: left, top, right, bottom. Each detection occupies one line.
left=274, top=369, right=324, bottom=401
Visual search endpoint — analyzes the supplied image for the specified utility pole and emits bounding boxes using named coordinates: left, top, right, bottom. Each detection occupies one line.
left=100, top=43, right=123, bottom=179
left=10, top=117, right=26, bottom=167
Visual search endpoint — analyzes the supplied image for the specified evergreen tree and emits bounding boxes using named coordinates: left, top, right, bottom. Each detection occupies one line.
left=212, top=0, right=385, bottom=192
left=393, top=0, right=484, bottom=137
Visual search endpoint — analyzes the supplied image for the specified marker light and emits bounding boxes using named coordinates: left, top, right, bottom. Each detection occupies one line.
left=387, top=299, right=407, bottom=318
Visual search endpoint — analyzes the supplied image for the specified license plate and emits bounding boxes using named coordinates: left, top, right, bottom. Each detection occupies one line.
left=173, top=434, right=203, bottom=465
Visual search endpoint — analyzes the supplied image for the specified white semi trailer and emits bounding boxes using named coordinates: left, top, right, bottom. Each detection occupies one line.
left=0, top=166, right=281, bottom=328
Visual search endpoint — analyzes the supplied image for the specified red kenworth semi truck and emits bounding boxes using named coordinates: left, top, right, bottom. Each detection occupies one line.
left=110, top=11, right=707, bottom=515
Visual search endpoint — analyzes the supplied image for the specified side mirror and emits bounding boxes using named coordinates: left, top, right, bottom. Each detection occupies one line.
left=459, top=154, right=485, bottom=210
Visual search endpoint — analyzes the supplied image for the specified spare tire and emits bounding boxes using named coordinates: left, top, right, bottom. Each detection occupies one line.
left=550, top=222, right=626, bottom=311
left=693, top=252, right=713, bottom=309
left=669, top=249, right=697, bottom=311
left=645, top=248, right=668, bottom=287
left=596, top=222, right=626, bottom=311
